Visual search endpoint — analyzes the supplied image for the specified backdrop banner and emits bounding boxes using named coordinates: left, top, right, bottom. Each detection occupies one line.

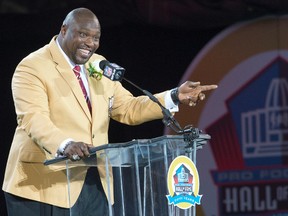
left=167, top=15, right=288, bottom=216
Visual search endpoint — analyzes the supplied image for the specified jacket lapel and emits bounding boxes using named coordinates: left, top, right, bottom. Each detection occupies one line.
left=49, top=36, right=92, bottom=121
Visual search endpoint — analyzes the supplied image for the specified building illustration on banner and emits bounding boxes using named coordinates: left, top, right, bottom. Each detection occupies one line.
left=242, top=77, right=288, bottom=158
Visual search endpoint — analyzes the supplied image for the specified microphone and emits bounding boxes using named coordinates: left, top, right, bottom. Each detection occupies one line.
left=98, top=60, right=125, bottom=81
left=95, top=59, right=186, bottom=134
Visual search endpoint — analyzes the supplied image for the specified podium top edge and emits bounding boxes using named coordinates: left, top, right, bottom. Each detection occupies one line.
left=43, top=133, right=210, bottom=166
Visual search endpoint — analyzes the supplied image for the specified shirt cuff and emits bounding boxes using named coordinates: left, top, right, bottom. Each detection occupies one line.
left=55, top=138, right=74, bottom=157
left=165, top=90, right=179, bottom=113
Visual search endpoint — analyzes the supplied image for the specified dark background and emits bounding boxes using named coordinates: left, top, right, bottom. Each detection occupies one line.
left=1, top=0, right=288, bottom=215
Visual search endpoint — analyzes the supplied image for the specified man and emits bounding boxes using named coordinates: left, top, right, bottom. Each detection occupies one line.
left=2, top=7, right=217, bottom=216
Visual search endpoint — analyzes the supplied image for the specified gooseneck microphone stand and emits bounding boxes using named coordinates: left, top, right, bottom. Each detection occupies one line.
left=122, top=77, right=200, bottom=143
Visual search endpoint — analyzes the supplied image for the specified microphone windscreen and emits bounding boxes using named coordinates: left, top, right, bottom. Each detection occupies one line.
left=99, top=60, right=109, bottom=70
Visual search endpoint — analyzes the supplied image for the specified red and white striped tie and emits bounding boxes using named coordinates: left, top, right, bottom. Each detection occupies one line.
left=73, top=65, right=92, bottom=114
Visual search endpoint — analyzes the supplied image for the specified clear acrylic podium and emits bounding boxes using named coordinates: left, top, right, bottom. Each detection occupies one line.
left=45, top=133, right=210, bottom=216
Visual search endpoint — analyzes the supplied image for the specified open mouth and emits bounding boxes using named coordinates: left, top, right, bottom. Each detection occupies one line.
left=78, top=48, right=91, bottom=58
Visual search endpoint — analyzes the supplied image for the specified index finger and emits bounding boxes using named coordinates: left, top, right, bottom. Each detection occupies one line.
left=199, top=84, right=218, bottom=92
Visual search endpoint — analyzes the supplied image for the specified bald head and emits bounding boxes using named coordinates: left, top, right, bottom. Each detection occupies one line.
left=62, top=8, right=100, bottom=30
left=57, top=8, right=101, bottom=64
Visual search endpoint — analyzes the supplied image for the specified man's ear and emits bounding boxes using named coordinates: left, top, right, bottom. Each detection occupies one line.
left=60, top=24, right=67, bottom=36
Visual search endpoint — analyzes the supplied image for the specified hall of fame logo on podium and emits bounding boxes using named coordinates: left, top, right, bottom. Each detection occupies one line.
left=166, top=155, right=202, bottom=209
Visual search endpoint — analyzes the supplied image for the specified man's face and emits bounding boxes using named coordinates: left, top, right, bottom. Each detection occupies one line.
left=60, top=17, right=101, bottom=65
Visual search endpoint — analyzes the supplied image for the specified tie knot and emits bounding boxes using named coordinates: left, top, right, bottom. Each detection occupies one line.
left=73, top=65, right=81, bottom=73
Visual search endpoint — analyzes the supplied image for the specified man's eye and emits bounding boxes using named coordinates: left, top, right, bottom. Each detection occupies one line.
left=80, top=32, right=86, bottom=37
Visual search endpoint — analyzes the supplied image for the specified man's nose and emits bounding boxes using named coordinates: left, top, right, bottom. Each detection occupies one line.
left=85, top=37, right=94, bottom=46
